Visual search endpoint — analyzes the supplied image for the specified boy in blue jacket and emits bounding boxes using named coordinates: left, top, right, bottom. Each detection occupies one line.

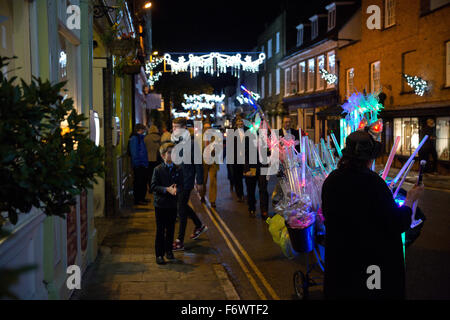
left=151, top=143, right=183, bottom=265
left=129, top=124, right=149, bottom=205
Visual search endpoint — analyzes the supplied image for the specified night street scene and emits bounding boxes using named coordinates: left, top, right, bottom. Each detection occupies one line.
left=1, top=0, right=450, bottom=308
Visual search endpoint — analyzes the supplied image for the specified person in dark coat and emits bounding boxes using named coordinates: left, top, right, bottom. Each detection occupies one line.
left=243, top=127, right=270, bottom=218
left=279, top=115, right=304, bottom=152
left=129, top=124, right=149, bottom=205
left=151, top=143, right=183, bottom=265
left=171, top=118, right=207, bottom=251
left=321, top=130, right=424, bottom=299
left=230, top=117, right=245, bottom=202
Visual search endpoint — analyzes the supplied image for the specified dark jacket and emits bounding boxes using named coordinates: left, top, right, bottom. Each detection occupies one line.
left=129, top=133, right=149, bottom=168
left=321, top=167, right=412, bottom=299
left=176, top=137, right=203, bottom=191
left=243, top=132, right=270, bottom=176
left=151, top=163, right=183, bottom=208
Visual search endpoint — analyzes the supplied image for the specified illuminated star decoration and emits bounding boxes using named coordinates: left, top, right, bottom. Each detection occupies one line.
left=402, top=73, right=428, bottom=96
left=319, top=68, right=337, bottom=85
left=145, top=57, right=164, bottom=86
left=164, top=52, right=266, bottom=78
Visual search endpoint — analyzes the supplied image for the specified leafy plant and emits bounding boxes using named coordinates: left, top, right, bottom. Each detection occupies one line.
left=0, top=56, right=105, bottom=228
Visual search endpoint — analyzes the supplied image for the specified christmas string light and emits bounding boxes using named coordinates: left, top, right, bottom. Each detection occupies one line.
left=164, top=52, right=266, bottom=77
left=402, top=73, right=428, bottom=96
left=145, top=57, right=164, bottom=86
left=182, top=93, right=225, bottom=111
left=319, top=68, right=337, bottom=85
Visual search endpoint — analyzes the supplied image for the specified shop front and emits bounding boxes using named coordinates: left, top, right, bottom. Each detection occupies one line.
left=381, top=105, right=450, bottom=174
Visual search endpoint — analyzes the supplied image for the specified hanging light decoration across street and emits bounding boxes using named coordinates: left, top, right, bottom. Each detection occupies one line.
left=181, top=93, right=225, bottom=110
left=163, top=52, right=266, bottom=77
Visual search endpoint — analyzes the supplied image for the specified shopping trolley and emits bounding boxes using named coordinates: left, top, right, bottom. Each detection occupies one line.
left=287, top=221, right=326, bottom=300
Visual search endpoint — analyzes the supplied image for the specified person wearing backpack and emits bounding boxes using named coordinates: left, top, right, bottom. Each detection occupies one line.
left=129, top=124, right=149, bottom=205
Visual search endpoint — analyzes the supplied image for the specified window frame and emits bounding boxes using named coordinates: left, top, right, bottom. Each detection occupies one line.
left=346, top=68, right=355, bottom=97
left=370, top=61, right=381, bottom=93
left=299, top=61, right=306, bottom=93
left=296, top=24, right=304, bottom=47
left=276, top=67, right=281, bottom=95
left=268, top=72, right=272, bottom=97
left=310, top=15, right=318, bottom=40
left=326, top=50, right=336, bottom=89
left=267, top=38, right=273, bottom=59
left=327, top=3, right=336, bottom=31
left=316, top=54, right=325, bottom=91
left=436, top=116, right=450, bottom=161
left=285, top=68, right=291, bottom=97
left=261, top=75, right=265, bottom=99
left=276, top=32, right=280, bottom=54
left=446, top=41, right=450, bottom=88
left=307, top=58, right=315, bottom=92
left=384, top=0, right=396, bottom=28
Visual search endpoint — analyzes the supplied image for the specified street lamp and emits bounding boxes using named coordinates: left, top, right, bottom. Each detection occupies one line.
left=143, top=2, right=152, bottom=9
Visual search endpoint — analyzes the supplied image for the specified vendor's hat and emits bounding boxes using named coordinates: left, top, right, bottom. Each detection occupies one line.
left=342, top=130, right=382, bottom=160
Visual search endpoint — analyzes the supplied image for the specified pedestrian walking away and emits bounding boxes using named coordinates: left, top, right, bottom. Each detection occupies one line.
left=321, top=130, right=424, bottom=299
left=201, top=122, right=219, bottom=208
left=128, top=124, right=149, bottom=205
left=230, top=116, right=245, bottom=202
left=171, top=117, right=208, bottom=251
left=145, top=124, right=162, bottom=190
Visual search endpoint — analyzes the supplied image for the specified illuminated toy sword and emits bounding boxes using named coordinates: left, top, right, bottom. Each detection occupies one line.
left=411, top=160, right=426, bottom=228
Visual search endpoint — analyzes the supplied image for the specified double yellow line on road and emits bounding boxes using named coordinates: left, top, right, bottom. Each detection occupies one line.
left=196, top=196, right=280, bottom=300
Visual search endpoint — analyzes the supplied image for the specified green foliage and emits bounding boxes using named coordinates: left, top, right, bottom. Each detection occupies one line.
left=0, top=57, right=105, bottom=228
left=0, top=266, right=37, bottom=299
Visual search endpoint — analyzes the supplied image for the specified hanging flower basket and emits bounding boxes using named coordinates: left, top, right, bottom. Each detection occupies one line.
left=122, top=64, right=142, bottom=75
left=109, top=38, right=138, bottom=57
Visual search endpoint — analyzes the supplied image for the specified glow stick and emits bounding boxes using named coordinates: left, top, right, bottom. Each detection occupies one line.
left=310, top=142, right=327, bottom=174
left=392, top=160, right=415, bottom=199
left=389, top=135, right=428, bottom=188
left=301, top=136, right=307, bottom=192
left=331, top=132, right=343, bottom=158
left=381, top=136, right=400, bottom=180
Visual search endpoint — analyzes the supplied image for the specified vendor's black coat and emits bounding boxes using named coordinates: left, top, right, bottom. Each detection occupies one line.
left=321, top=167, right=412, bottom=299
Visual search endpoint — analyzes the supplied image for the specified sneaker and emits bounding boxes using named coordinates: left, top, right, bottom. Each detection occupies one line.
left=173, top=239, right=184, bottom=251
left=166, top=252, right=176, bottom=260
left=190, top=225, right=208, bottom=240
left=156, top=256, right=166, bottom=265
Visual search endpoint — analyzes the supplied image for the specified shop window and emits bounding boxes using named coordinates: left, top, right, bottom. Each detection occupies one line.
left=394, top=117, right=419, bottom=156
left=437, top=117, right=450, bottom=160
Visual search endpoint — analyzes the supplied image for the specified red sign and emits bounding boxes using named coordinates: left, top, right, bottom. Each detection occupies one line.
left=66, top=204, right=78, bottom=266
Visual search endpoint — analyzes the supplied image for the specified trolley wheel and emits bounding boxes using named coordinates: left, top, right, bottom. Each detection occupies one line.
left=293, top=271, right=309, bottom=300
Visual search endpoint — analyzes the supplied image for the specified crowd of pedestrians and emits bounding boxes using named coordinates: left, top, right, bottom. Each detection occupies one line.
left=128, top=114, right=303, bottom=264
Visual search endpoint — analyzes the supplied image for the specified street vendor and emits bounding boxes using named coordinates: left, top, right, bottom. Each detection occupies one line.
left=321, top=129, right=424, bottom=299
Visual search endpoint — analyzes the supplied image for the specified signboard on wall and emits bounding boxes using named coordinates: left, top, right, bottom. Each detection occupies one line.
left=66, top=204, right=78, bottom=266
left=80, top=190, right=88, bottom=252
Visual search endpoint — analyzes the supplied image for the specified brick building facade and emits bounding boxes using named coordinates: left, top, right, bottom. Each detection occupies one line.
left=338, top=0, right=450, bottom=172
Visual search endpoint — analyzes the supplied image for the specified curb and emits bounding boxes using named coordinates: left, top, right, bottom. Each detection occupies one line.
left=212, top=264, right=241, bottom=300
